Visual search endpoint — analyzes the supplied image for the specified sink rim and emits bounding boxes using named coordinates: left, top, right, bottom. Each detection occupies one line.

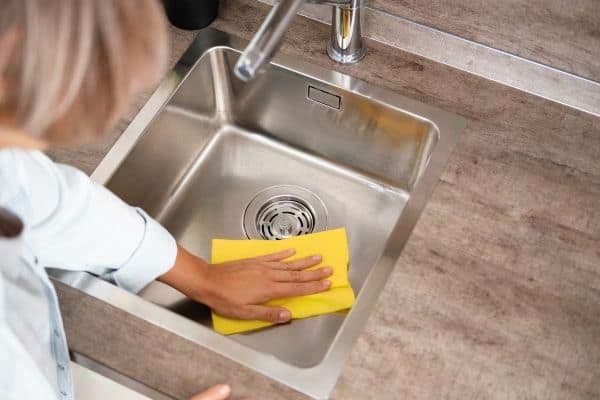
left=50, top=28, right=466, bottom=399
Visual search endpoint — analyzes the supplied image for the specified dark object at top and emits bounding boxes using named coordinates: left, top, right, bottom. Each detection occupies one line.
left=162, top=0, right=219, bottom=30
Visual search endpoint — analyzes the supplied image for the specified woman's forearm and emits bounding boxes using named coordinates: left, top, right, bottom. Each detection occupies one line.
left=158, top=245, right=212, bottom=303
left=158, top=245, right=332, bottom=323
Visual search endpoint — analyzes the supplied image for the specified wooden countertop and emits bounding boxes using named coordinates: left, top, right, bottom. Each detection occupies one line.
left=52, top=1, right=600, bottom=399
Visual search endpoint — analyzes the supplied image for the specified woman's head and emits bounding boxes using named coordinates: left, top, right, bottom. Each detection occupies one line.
left=0, top=0, right=168, bottom=144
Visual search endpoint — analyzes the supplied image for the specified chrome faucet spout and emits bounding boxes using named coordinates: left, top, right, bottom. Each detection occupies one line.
left=234, top=0, right=365, bottom=82
left=234, top=0, right=304, bottom=81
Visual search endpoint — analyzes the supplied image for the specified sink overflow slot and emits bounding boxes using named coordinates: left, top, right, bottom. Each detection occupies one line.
left=307, top=85, right=341, bottom=110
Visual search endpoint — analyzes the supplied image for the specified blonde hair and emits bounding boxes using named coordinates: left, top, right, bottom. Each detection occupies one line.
left=0, top=0, right=168, bottom=141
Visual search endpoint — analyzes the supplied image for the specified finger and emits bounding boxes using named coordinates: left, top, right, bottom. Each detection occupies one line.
left=250, top=249, right=295, bottom=262
left=272, top=280, right=331, bottom=298
left=189, top=384, right=231, bottom=400
left=269, top=254, right=322, bottom=270
left=271, top=267, right=333, bottom=282
left=241, top=305, right=292, bottom=323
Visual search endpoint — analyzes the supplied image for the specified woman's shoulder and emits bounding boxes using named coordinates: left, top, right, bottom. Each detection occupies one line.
left=0, top=149, right=57, bottom=225
left=0, top=148, right=54, bottom=180
left=0, top=147, right=50, bottom=163
left=0, top=149, right=21, bottom=194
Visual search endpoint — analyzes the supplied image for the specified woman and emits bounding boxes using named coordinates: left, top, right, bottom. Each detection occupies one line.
left=0, top=1, right=333, bottom=399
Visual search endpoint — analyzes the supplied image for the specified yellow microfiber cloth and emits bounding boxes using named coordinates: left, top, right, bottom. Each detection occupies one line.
left=210, top=227, right=354, bottom=335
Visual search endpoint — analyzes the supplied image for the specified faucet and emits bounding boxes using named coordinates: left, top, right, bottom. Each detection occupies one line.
left=234, top=0, right=366, bottom=81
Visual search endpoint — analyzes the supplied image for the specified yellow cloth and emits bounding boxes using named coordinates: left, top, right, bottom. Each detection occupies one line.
left=210, top=228, right=354, bottom=335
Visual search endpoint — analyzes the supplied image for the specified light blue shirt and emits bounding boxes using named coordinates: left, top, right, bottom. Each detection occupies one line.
left=0, top=149, right=177, bottom=399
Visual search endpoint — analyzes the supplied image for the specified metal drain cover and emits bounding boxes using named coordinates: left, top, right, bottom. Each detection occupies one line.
left=243, top=185, right=328, bottom=240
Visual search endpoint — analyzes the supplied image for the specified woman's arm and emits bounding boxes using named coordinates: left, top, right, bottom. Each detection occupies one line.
left=1, top=148, right=177, bottom=292
left=2, top=149, right=332, bottom=322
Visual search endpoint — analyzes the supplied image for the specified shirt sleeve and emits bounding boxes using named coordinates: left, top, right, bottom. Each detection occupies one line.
left=0, top=149, right=177, bottom=293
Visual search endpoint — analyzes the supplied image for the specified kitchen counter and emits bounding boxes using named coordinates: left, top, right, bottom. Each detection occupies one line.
left=51, top=1, right=600, bottom=399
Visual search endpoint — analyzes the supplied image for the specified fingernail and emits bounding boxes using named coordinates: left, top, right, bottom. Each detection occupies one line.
left=322, top=267, right=333, bottom=275
left=217, top=385, right=231, bottom=396
left=279, top=310, right=291, bottom=322
left=311, top=255, right=322, bottom=261
left=322, top=280, right=331, bottom=288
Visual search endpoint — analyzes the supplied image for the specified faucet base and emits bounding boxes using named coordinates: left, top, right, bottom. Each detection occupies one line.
left=327, top=40, right=367, bottom=64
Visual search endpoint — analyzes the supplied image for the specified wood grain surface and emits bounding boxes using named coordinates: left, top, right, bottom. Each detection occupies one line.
left=370, top=0, right=600, bottom=82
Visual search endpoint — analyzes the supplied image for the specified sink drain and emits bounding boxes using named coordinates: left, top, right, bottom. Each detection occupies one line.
left=243, top=185, right=327, bottom=240
left=255, top=198, right=315, bottom=239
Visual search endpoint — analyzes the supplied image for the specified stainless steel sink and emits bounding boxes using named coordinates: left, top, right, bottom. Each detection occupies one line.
left=51, top=28, right=465, bottom=399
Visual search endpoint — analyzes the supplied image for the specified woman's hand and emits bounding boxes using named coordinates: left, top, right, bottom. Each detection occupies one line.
left=159, top=246, right=333, bottom=323
left=189, top=384, right=231, bottom=400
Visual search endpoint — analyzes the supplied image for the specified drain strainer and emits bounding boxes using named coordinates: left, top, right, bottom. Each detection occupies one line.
left=243, top=185, right=328, bottom=240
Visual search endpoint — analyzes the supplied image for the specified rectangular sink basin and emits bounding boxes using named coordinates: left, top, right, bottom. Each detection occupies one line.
left=51, top=28, right=465, bottom=399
